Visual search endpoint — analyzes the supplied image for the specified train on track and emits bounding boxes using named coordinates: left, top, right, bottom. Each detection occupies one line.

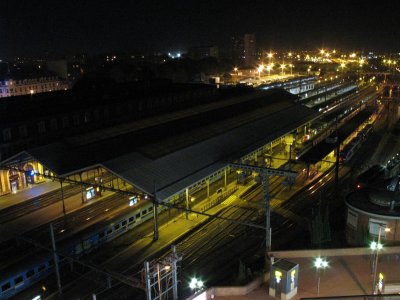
left=0, top=197, right=157, bottom=299
left=339, top=124, right=373, bottom=164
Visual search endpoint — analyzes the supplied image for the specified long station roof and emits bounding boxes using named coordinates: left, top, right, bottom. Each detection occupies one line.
left=2, top=89, right=319, bottom=200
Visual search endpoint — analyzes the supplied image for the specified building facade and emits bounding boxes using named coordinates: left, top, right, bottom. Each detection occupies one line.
left=0, top=76, right=69, bottom=98
left=244, top=33, right=257, bottom=67
left=345, top=188, right=400, bottom=246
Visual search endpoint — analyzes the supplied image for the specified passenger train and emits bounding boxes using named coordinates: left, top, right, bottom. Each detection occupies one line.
left=258, top=76, right=315, bottom=94
left=339, top=124, right=373, bottom=163
left=0, top=197, right=157, bottom=299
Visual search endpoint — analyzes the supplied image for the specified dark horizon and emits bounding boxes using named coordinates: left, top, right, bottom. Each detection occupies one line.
left=2, top=0, right=400, bottom=59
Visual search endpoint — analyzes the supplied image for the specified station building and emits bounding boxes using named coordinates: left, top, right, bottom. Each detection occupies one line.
left=346, top=187, right=400, bottom=246
left=0, top=88, right=319, bottom=205
left=0, top=80, right=218, bottom=162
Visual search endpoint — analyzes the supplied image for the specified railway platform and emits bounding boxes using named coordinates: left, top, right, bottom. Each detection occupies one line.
left=0, top=180, right=61, bottom=210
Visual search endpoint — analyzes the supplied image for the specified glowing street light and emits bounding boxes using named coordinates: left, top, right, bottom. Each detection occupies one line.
left=189, top=277, right=204, bottom=294
left=267, top=52, right=274, bottom=65
left=314, top=257, right=328, bottom=294
left=371, top=226, right=390, bottom=294
left=280, top=64, right=286, bottom=76
left=257, top=64, right=264, bottom=79
left=233, top=67, right=239, bottom=79
left=288, top=64, right=294, bottom=75
left=340, top=62, right=346, bottom=73
left=266, top=64, right=272, bottom=76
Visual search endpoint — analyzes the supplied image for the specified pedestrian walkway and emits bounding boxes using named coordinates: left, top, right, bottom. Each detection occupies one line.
left=212, top=252, right=400, bottom=299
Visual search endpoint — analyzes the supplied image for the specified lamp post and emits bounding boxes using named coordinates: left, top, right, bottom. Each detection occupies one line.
left=266, top=65, right=272, bottom=77
left=280, top=64, right=286, bottom=76
left=340, top=63, right=346, bottom=74
left=268, top=52, right=273, bottom=65
left=258, top=64, right=264, bottom=80
left=371, top=226, right=390, bottom=294
left=234, top=67, right=239, bottom=83
left=314, top=257, right=328, bottom=295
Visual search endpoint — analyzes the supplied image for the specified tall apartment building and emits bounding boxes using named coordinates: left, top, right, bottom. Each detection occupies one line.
left=244, top=33, right=257, bottom=67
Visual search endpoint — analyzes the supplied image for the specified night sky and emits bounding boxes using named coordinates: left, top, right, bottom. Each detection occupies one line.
left=1, top=0, right=400, bottom=58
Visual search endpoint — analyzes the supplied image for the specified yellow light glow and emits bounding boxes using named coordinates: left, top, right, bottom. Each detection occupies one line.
left=275, top=270, right=282, bottom=283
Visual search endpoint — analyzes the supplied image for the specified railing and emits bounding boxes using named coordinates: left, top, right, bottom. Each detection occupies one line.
left=301, top=295, right=400, bottom=300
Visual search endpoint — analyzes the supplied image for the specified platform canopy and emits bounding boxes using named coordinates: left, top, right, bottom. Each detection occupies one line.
left=1, top=89, right=318, bottom=201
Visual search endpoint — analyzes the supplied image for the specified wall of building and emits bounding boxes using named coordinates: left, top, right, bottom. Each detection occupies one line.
left=346, top=204, right=400, bottom=246
left=0, top=77, right=68, bottom=98
left=244, top=34, right=256, bottom=67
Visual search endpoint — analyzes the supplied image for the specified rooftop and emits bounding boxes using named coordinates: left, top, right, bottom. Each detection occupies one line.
left=346, top=188, right=400, bottom=218
left=2, top=89, right=318, bottom=200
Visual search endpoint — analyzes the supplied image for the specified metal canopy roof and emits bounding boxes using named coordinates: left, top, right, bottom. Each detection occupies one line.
left=1, top=89, right=318, bottom=201
left=299, top=109, right=374, bottom=165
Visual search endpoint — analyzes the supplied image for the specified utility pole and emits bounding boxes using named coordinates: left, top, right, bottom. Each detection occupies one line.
left=60, top=180, right=66, bottom=217
left=229, top=162, right=297, bottom=266
left=144, top=245, right=182, bottom=300
left=334, top=119, right=340, bottom=193
left=153, top=182, right=159, bottom=241
left=50, top=223, right=62, bottom=295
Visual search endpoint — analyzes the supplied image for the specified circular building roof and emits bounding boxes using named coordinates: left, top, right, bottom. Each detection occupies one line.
left=345, top=187, right=400, bottom=218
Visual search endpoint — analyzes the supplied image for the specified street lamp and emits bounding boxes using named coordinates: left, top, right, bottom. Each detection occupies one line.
left=371, top=226, right=390, bottom=294
left=280, top=64, right=286, bottom=76
left=257, top=64, right=264, bottom=79
left=314, top=257, right=328, bottom=294
left=189, top=277, right=204, bottom=294
left=289, top=64, right=293, bottom=76
left=340, top=63, right=346, bottom=74
left=266, top=64, right=272, bottom=77
left=233, top=67, right=239, bottom=83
